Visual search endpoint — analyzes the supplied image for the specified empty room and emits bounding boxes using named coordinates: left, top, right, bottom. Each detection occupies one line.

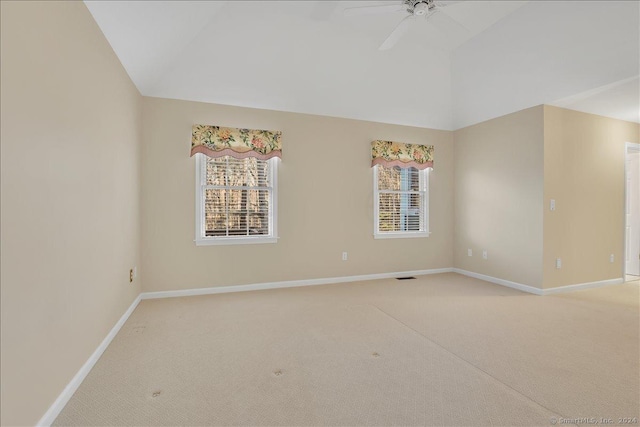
left=1, top=0, right=639, bottom=426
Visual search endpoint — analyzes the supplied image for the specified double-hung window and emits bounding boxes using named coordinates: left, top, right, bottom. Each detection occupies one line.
left=371, top=140, right=433, bottom=238
left=374, top=164, right=429, bottom=238
left=195, top=154, right=278, bottom=245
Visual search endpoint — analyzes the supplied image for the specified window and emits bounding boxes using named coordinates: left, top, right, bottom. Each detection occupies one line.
left=195, top=154, right=277, bottom=245
left=374, top=164, right=429, bottom=238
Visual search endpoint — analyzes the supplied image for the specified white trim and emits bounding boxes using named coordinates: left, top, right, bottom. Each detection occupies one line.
left=624, top=142, right=640, bottom=277
left=37, top=295, right=142, bottom=427
left=37, top=269, right=458, bottom=425
left=195, top=236, right=278, bottom=246
left=453, top=268, right=624, bottom=296
left=194, top=155, right=278, bottom=245
left=373, top=165, right=430, bottom=238
left=37, top=268, right=453, bottom=424
left=373, top=164, right=379, bottom=236
left=453, top=268, right=544, bottom=295
left=424, top=168, right=430, bottom=233
left=37, top=267, right=626, bottom=425
left=627, top=142, right=640, bottom=153
left=195, top=151, right=203, bottom=243
left=542, top=278, right=624, bottom=295
left=270, top=157, right=279, bottom=241
left=140, top=268, right=454, bottom=300
left=374, top=231, right=431, bottom=239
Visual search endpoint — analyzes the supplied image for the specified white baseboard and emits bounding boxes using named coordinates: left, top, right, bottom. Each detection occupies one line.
left=452, top=268, right=544, bottom=295
left=542, top=277, right=624, bottom=295
left=37, top=268, right=453, bottom=425
left=453, top=268, right=624, bottom=296
left=140, top=268, right=454, bottom=300
left=35, top=267, right=625, bottom=426
left=37, top=294, right=142, bottom=427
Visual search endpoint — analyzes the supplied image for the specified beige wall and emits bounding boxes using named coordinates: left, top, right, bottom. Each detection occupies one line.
left=543, top=106, right=639, bottom=288
left=141, top=97, right=454, bottom=292
left=0, top=2, right=142, bottom=425
left=452, top=104, right=639, bottom=290
left=1, top=2, right=636, bottom=424
left=453, top=106, right=545, bottom=288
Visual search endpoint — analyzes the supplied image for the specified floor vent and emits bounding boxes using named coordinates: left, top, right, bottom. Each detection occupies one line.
left=396, top=276, right=416, bottom=280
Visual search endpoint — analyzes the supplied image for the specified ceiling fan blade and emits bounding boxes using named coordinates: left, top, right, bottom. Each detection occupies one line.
left=429, top=8, right=469, bottom=33
left=379, top=15, right=416, bottom=50
left=343, top=3, right=405, bottom=17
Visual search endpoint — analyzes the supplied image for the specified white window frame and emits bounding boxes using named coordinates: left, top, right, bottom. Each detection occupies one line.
left=195, top=153, right=278, bottom=246
left=373, top=164, right=430, bottom=239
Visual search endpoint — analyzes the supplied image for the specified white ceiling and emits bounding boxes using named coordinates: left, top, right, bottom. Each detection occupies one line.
left=85, top=1, right=639, bottom=130
left=549, top=77, right=640, bottom=124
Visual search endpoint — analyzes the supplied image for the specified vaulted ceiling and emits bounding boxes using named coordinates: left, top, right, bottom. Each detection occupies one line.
left=85, top=1, right=639, bottom=130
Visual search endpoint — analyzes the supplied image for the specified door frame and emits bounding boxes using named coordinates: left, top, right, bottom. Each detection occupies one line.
left=624, top=142, right=640, bottom=278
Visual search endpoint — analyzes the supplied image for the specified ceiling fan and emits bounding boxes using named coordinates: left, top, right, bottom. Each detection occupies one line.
left=343, top=0, right=465, bottom=50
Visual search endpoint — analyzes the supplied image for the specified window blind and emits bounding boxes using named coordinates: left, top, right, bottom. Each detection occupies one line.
left=202, top=156, right=272, bottom=237
left=376, top=165, right=427, bottom=233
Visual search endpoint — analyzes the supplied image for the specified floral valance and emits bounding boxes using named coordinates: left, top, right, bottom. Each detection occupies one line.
left=190, top=125, right=282, bottom=160
left=371, top=140, right=433, bottom=170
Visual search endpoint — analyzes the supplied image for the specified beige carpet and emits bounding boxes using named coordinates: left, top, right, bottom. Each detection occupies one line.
left=54, top=273, right=640, bottom=426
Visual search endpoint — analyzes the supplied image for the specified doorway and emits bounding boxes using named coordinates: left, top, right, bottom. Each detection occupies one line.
left=625, top=142, right=640, bottom=281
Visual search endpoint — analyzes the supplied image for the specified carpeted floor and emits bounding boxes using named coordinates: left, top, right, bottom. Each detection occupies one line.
left=54, top=273, right=640, bottom=426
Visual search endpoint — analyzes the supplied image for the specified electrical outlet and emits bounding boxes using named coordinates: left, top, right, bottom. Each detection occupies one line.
left=342, top=252, right=348, bottom=261
left=609, top=254, right=614, bottom=263
left=556, top=258, right=562, bottom=269
left=482, top=250, right=488, bottom=260
left=129, top=269, right=134, bottom=283
left=550, top=199, right=556, bottom=211
left=468, top=248, right=472, bottom=257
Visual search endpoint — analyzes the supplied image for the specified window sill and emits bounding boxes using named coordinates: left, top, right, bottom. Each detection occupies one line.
left=195, top=236, right=278, bottom=246
left=374, top=232, right=431, bottom=240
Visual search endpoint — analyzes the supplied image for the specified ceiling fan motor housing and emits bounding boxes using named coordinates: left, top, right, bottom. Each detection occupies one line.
left=411, top=0, right=434, bottom=16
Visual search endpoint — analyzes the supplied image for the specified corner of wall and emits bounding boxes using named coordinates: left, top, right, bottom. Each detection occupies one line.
left=452, top=106, right=544, bottom=289
left=542, top=106, right=635, bottom=289
left=0, top=2, right=145, bottom=425
left=138, top=97, right=456, bottom=292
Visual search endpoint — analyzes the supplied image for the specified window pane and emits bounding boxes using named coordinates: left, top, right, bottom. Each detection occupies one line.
left=226, top=189, right=245, bottom=234
left=206, top=156, right=271, bottom=188
left=226, top=159, right=245, bottom=187
left=379, top=193, right=401, bottom=231
left=376, top=165, right=425, bottom=234
left=409, top=168, right=420, bottom=191
left=248, top=189, right=270, bottom=235
left=377, top=165, right=420, bottom=191
left=378, top=166, right=402, bottom=190
left=405, top=193, right=422, bottom=231
left=205, top=158, right=226, bottom=186
left=245, top=157, right=271, bottom=187
left=202, top=156, right=273, bottom=238
left=204, top=189, right=227, bottom=236
left=379, top=192, right=424, bottom=232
